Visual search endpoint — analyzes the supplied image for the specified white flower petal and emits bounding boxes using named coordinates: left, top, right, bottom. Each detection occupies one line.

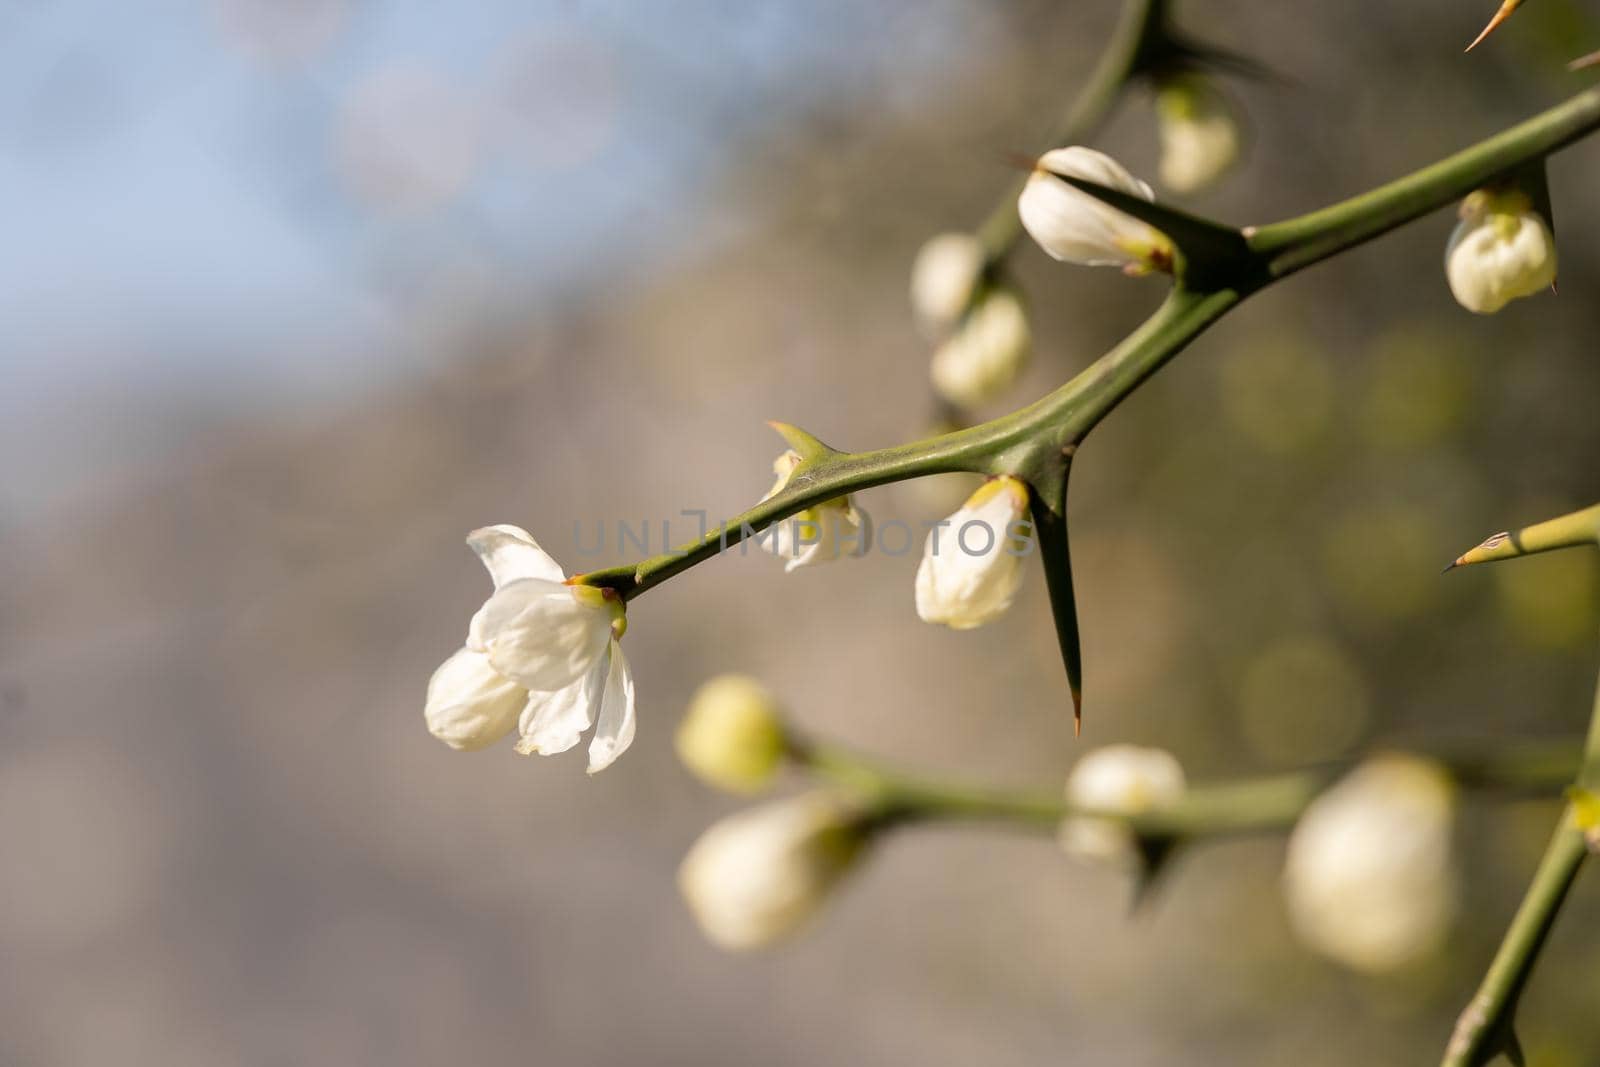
left=467, top=524, right=566, bottom=588
left=586, top=641, right=637, bottom=773
left=471, top=578, right=612, bottom=691
left=424, top=647, right=524, bottom=751
left=677, top=793, right=862, bottom=951
left=1445, top=205, right=1556, bottom=314
left=1019, top=147, right=1164, bottom=268
left=1058, top=744, right=1187, bottom=867
left=759, top=450, right=864, bottom=572
left=930, top=287, right=1031, bottom=408
left=910, top=232, right=986, bottom=334
left=915, top=478, right=1029, bottom=629
left=515, top=653, right=605, bottom=756
left=1283, top=755, right=1458, bottom=973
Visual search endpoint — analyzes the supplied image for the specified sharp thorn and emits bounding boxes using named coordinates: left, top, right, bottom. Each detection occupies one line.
left=1465, top=3, right=1517, bottom=52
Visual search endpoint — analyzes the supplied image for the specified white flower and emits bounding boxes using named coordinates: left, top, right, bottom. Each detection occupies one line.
left=1284, top=754, right=1459, bottom=973
left=930, top=286, right=1031, bottom=408
left=915, top=476, right=1031, bottom=629
left=1156, top=75, right=1241, bottom=194
left=675, top=675, right=787, bottom=794
left=910, top=232, right=987, bottom=334
left=424, top=524, right=637, bottom=773
left=1018, top=147, right=1174, bottom=273
left=760, top=451, right=865, bottom=572
left=1059, top=744, right=1187, bottom=867
left=1445, top=188, right=1557, bottom=314
left=678, top=792, right=865, bottom=951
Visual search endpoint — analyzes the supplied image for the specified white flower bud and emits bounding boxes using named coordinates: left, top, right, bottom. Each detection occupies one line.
left=678, top=793, right=865, bottom=951
left=910, top=232, right=986, bottom=334
left=1445, top=188, right=1556, bottom=314
left=1018, top=147, right=1173, bottom=273
left=1059, top=745, right=1187, bottom=867
left=1155, top=75, right=1241, bottom=194
left=929, top=286, right=1031, bottom=408
left=1284, top=755, right=1459, bottom=973
left=915, top=476, right=1031, bottom=629
left=761, top=451, right=865, bottom=572
left=676, top=675, right=787, bottom=794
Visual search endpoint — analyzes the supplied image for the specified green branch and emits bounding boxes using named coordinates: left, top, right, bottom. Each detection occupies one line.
left=580, top=88, right=1600, bottom=603
left=793, top=736, right=1581, bottom=841
left=1441, top=808, right=1588, bottom=1067
left=1249, top=87, right=1600, bottom=278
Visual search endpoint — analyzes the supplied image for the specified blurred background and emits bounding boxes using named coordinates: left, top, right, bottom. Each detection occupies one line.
left=4, top=1, right=1600, bottom=1063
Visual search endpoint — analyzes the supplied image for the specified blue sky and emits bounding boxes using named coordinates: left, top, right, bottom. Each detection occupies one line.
left=0, top=0, right=981, bottom=511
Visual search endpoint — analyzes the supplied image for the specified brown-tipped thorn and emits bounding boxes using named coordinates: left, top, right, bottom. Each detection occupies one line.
left=1442, top=558, right=1462, bottom=575
left=1465, top=2, right=1517, bottom=52
left=1072, top=690, right=1082, bottom=737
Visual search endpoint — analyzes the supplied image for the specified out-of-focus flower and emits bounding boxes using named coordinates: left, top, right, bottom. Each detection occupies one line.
left=929, top=286, right=1031, bottom=408
left=760, top=451, right=865, bottom=572
left=1019, top=147, right=1173, bottom=273
left=1155, top=74, right=1241, bottom=194
left=911, top=232, right=987, bottom=335
left=1284, top=755, right=1459, bottom=973
left=678, top=792, right=867, bottom=951
left=1445, top=188, right=1556, bottom=314
left=676, top=675, right=787, bottom=794
left=1059, top=745, right=1187, bottom=867
left=425, top=525, right=637, bottom=773
left=915, top=476, right=1031, bottom=629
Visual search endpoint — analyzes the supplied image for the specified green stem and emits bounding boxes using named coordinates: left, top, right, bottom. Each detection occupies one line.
left=794, top=737, right=1581, bottom=840
left=1582, top=658, right=1600, bottom=792
left=1251, top=87, right=1600, bottom=278
left=1441, top=659, right=1600, bottom=1067
left=581, top=87, right=1600, bottom=602
left=1441, top=809, right=1588, bottom=1067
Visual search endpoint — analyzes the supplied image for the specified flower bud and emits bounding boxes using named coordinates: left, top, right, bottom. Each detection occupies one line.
left=676, top=675, right=787, bottom=794
left=1444, top=188, right=1556, bottom=314
left=910, top=232, right=986, bottom=334
left=678, top=793, right=866, bottom=951
left=1155, top=75, right=1241, bottom=194
left=761, top=451, right=865, bottom=572
left=1058, top=745, right=1187, bottom=867
left=1018, top=147, right=1173, bottom=273
left=930, top=286, right=1031, bottom=408
left=1284, top=754, right=1458, bottom=973
left=915, top=476, right=1031, bottom=629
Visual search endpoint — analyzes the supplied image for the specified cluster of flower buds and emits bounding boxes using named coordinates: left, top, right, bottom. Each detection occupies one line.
left=910, top=232, right=1031, bottom=408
